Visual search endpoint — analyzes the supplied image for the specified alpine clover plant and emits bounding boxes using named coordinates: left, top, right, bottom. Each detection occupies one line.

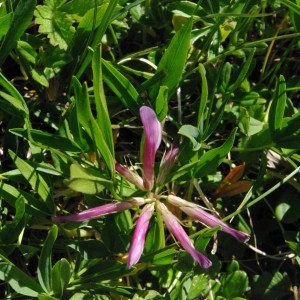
left=53, top=106, right=249, bottom=269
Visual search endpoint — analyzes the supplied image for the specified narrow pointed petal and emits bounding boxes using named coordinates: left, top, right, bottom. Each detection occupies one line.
left=167, top=195, right=250, bottom=243
left=116, top=162, right=145, bottom=190
left=127, top=203, right=155, bottom=268
left=139, top=106, right=162, bottom=191
left=156, top=147, right=179, bottom=185
left=181, top=206, right=250, bottom=242
left=52, top=198, right=145, bottom=223
left=157, top=202, right=212, bottom=269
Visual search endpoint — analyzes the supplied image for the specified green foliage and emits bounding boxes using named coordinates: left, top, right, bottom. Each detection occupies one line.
left=0, top=0, right=300, bottom=298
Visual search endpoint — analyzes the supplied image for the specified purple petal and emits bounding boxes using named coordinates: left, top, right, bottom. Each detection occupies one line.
left=167, top=195, right=250, bottom=243
left=139, top=106, right=162, bottom=191
left=156, top=147, right=179, bottom=185
left=115, top=162, right=145, bottom=190
left=52, top=198, right=145, bottom=223
left=127, top=203, right=155, bottom=268
left=157, top=202, right=212, bottom=269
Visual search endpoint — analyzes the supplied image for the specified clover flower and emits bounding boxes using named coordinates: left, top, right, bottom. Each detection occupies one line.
left=53, top=106, right=249, bottom=269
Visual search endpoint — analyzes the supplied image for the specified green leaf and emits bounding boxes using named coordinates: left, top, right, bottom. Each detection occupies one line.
left=0, top=263, right=43, bottom=297
left=174, top=128, right=236, bottom=180
left=37, top=225, right=58, bottom=293
left=64, top=164, right=113, bottom=194
left=10, top=128, right=83, bottom=152
left=76, top=0, right=119, bottom=77
left=101, top=59, right=140, bottom=115
left=52, top=259, right=71, bottom=297
left=279, top=0, right=300, bottom=16
left=275, top=187, right=300, bottom=223
left=9, top=150, right=54, bottom=214
left=202, top=94, right=230, bottom=141
left=195, top=226, right=221, bottom=253
left=92, top=46, right=114, bottom=156
left=252, top=272, right=292, bottom=299
left=178, top=125, right=202, bottom=151
left=72, top=77, right=115, bottom=176
left=0, top=182, right=50, bottom=216
left=221, top=270, right=249, bottom=298
left=149, top=17, right=193, bottom=100
left=269, top=75, right=286, bottom=137
left=0, top=12, right=12, bottom=39
left=16, top=40, right=37, bottom=64
left=0, top=197, right=26, bottom=244
left=197, top=64, right=208, bottom=133
left=187, top=274, right=209, bottom=300
left=0, top=73, right=29, bottom=118
left=149, top=249, right=177, bottom=266
left=155, top=86, right=169, bottom=121
left=0, top=0, right=36, bottom=67
left=228, top=48, right=256, bottom=93
left=34, top=0, right=75, bottom=50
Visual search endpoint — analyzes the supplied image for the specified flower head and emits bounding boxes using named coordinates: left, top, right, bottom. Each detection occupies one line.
left=53, top=106, right=250, bottom=269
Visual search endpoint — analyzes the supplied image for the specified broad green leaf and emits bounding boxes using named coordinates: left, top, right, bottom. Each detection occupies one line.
left=10, top=128, right=83, bottom=152
left=72, top=77, right=115, bottom=176
left=149, top=17, right=193, bottom=100
left=34, top=0, right=75, bottom=50
left=64, top=164, right=113, bottom=194
left=92, top=46, right=114, bottom=156
left=101, top=59, right=140, bottom=115
left=178, top=124, right=202, bottom=151
left=0, top=263, right=43, bottom=297
left=52, top=259, right=71, bottom=297
left=37, top=225, right=58, bottom=293
left=0, top=182, right=50, bottom=215
left=187, top=274, right=209, bottom=299
left=0, top=0, right=36, bottom=67
left=269, top=75, right=286, bottom=137
left=9, top=150, right=54, bottom=214
left=221, top=270, right=249, bottom=298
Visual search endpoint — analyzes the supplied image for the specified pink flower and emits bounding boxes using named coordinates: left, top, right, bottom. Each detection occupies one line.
left=157, top=201, right=212, bottom=269
left=139, top=106, right=162, bottom=191
left=167, top=195, right=250, bottom=243
left=52, top=197, right=145, bottom=222
left=115, top=162, right=145, bottom=190
left=156, top=147, right=179, bottom=185
left=127, top=203, right=155, bottom=268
